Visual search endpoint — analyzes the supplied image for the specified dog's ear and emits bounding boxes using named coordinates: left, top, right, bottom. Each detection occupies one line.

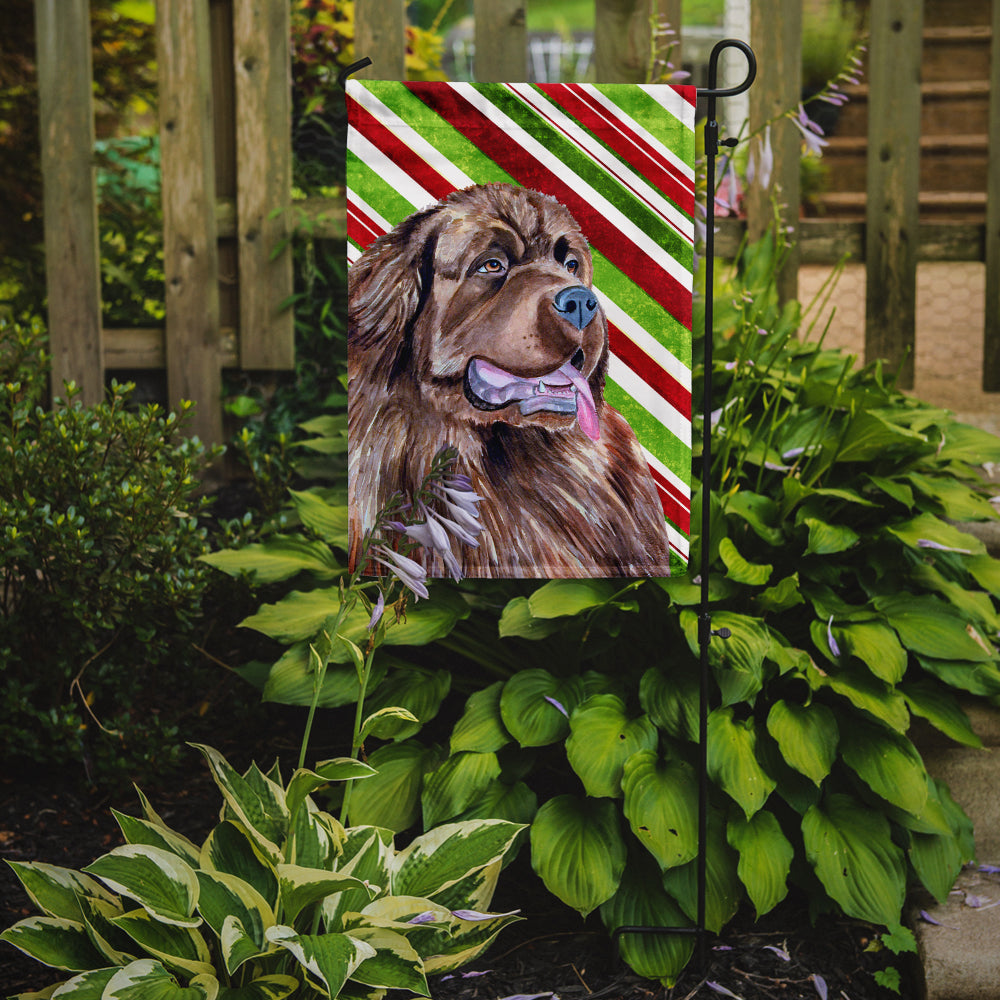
left=349, top=210, right=440, bottom=363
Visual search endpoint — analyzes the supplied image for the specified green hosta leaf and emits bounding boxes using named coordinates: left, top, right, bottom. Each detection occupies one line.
left=807, top=661, right=910, bottom=732
left=719, top=537, right=772, bottom=585
left=261, top=643, right=387, bottom=709
left=909, top=817, right=966, bottom=906
left=911, top=562, right=1000, bottom=633
left=727, top=811, right=793, bottom=917
left=200, top=822, right=278, bottom=910
left=839, top=718, right=929, bottom=816
left=112, top=812, right=201, bottom=868
left=41, top=966, right=117, bottom=998
left=935, top=421, right=1000, bottom=464
left=656, top=573, right=737, bottom=606
left=875, top=594, right=995, bottom=662
left=885, top=512, right=985, bottom=556
left=527, top=579, right=619, bottom=617
left=111, top=909, right=214, bottom=978
left=680, top=610, right=770, bottom=706
left=450, top=682, right=511, bottom=754
left=362, top=667, right=451, bottom=740
left=347, top=740, right=441, bottom=832
left=639, top=664, right=699, bottom=742
left=497, top=597, right=564, bottom=639
left=916, top=655, right=1000, bottom=697
left=765, top=700, right=838, bottom=786
left=724, top=490, right=784, bottom=545
left=83, top=846, right=200, bottom=928
left=103, top=959, right=218, bottom=1000
left=75, top=894, right=136, bottom=967
left=393, top=820, right=524, bottom=901
left=621, top=751, right=698, bottom=871
left=191, top=746, right=287, bottom=862
left=0, top=916, right=107, bottom=971
left=802, top=793, right=906, bottom=926
left=265, top=926, right=375, bottom=997
left=360, top=706, right=421, bottom=742
left=499, top=670, right=584, bottom=747
left=600, top=853, right=694, bottom=987
left=865, top=474, right=914, bottom=509
left=421, top=751, right=502, bottom=828
left=216, top=976, right=299, bottom=1000
left=288, top=489, right=350, bottom=546
left=285, top=759, right=376, bottom=822
left=967, top=553, right=1000, bottom=597
left=346, top=926, right=428, bottom=994
left=835, top=621, right=907, bottom=684
left=453, top=779, right=538, bottom=827
left=803, top=517, right=859, bottom=556
left=901, top=680, right=982, bottom=748
left=661, top=810, right=741, bottom=933
left=565, top=695, right=658, bottom=798
left=835, top=410, right=927, bottom=463
left=530, top=795, right=626, bottom=917
left=322, top=830, right=393, bottom=931
left=277, top=865, right=374, bottom=925
left=200, top=535, right=341, bottom=583
left=5, top=862, right=118, bottom=923
left=906, top=473, right=998, bottom=522
left=755, top=573, right=805, bottom=614
left=195, top=871, right=273, bottom=973
left=707, top=708, right=776, bottom=818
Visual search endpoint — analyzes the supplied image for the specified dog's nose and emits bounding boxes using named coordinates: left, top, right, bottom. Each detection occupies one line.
left=553, top=286, right=599, bottom=331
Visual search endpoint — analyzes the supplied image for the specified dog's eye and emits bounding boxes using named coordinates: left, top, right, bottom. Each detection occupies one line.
left=477, top=258, right=507, bottom=275
left=565, top=259, right=580, bottom=275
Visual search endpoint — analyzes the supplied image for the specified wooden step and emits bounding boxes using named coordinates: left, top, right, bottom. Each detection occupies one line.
left=921, top=0, right=992, bottom=28
left=830, top=80, right=991, bottom=137
left=922, top=25, right=993, bottom=83
left=813, top=190, right=987, bottom=222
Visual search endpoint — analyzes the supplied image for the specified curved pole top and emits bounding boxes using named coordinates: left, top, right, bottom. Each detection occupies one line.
left=698, top=39, right=757, bottom=99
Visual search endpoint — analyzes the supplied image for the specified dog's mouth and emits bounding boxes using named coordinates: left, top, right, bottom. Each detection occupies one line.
left=464, top=354, right=600, bottom=441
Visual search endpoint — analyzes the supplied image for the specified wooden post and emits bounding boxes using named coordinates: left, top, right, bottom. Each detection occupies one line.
left=657, top=0, right=683, bottom=78
left=355, top=0, right=406, bottom=80
left=864, top=0, right=923, bottom=389
left=34, top=0, right=104, bottom=405
left=233, top=0, right=294, bottom=369
left=594, top=0, right=656, bottom=84
left=983, top=0, right=1000, bottom=390
left=473, top=0, right=526, bottom=81
left=157, top=0, right=223, bottom=444
left=746, top=0, right=801, bottom=305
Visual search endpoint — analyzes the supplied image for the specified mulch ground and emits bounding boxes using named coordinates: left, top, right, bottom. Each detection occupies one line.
left=1, top=743, right=913, bottom=1000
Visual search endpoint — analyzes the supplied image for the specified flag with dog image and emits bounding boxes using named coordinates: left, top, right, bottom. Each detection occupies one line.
left=346, top=80, right=695, bottom=579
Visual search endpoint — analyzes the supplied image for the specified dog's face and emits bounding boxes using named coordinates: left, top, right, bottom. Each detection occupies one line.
left=350, top=184, right=609, bottom=441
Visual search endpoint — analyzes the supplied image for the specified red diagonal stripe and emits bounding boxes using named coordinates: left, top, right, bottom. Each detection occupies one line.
left=347, top=198, right=386, bottom=251
left=608, top=322, right=691, bottom=419
left=538, top=84, right=695, bottom=216
left=347, top=98, right=455, bottom=203
left=407, top=83, right=692, bottom=331
left=649, top=466, right=691, bottom=533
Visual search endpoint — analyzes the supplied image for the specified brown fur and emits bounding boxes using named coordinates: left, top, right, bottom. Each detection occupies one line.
left=348, top=183, right=673, bottom=578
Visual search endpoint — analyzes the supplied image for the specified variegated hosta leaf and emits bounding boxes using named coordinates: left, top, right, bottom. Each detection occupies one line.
left=621, top=751, right=699, bottom=871
left=214, top=975, right=299, bottom=1000
left=707, top=707, right=776, bottom=818
left=499, top=670, right=585, bottom=747
left=288, top=801, right=343, bottom=870
left=47, top=966, right=118, bottom=997
left=425, top=859, right=501, bottom=916
left=112, top=811, right=202, bottom=868
left=345, top=926, right=429, bottom=995
left=450, top=681, right=511, bottom=754
left=265, top=926, right=375, bottom=998
left=802, top=793, right=906, bottom=926
left=421, top=907, right=523, bottom=975
left=4, top=862, right=118, bottom=922
left=190, top=745, right=287, bottom=863
left=566, top=695, right=658, bottom=799
left=727, top=811, right=793, bottom=917
left=110, top=908, right=214, bottom=978
left=765, top=700, right=838, bottom=786
left=421, top=752, right=501, bottom=829
left=276, top=864, right=375, bottom=925
left=391, top=820, right=524, bottom=901
left=599, top=853, right=694, bottom=987
left=102, top=958, right=218, bottom=999
left=285, top=760, right=376, bottom=823
left=0, top=916, right=107, bottom=971
left=838, top=718, right=929, bottom=817
left=195, top=871, right=274, bottom=973
left=323, top=829, right=393, bottom=931
left=77, top=894, right=136, bottom=966
left=83, top=846, right=200, bottom=928
left=529, top=795, right=626, bottom=917
left=200, top=822, right=278, bottom=910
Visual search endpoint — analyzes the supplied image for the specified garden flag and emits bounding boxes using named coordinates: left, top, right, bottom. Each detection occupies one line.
left=346, top=80, right=695, bottom=580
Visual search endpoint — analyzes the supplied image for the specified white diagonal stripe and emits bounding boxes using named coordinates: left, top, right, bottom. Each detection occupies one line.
left=607, top=356, right=690, bottom=446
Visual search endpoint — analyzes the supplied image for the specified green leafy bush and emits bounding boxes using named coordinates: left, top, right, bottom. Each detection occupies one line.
left=0, top=317, right=219, bottom=782
left=211, top=233, right=1000, bottom=985
left=1, top=743, right=523, bottom=998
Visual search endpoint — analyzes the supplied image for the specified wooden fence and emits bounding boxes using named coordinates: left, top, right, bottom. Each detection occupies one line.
left=33, top=0, right=1000, bottom=444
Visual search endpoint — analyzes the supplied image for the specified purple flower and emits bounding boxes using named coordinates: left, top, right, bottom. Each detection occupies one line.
left=812, top=974, right=828, bottom=1000
left=407, top=911, right=438, bottom=925
left=747, top=125, right=773, bottom=191
left=370, top=544, right=429, bottom=600
left=763, top=944, right=790, bottom=961
left=791, top=104, right=828, bottom=156
left=544, top=695, right=569, bottom=718
left=426, top=505, right=480, bottom=548
left=706, top=983, right=742, bottom=999
left=827, top=615, right=841, bottom=657
left=917, top=538, right=973, bottom=554
left=451, top=908, right=520, bottom=921
left=367, top=590, right=385, bottom=631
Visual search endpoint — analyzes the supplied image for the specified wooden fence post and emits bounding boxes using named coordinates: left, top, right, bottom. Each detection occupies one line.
left=474, top=0, right=526, bottom=81
left=746, top=0, right=801, bottom=305
left=864, top=0, right=923, bottom=389
left=233, top=0, right=294, bottom=370
left=157, top=0, right=223, bottom=445
left=594, top=0, right=655, bottom=84
left=355, top=0, right=406, bottom=80
left=34, top=0, right=104, bottom=405
left=983, top=0, right=1000, bottom=390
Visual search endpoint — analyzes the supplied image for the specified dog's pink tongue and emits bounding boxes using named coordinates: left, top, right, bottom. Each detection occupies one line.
left=558, top=361, right=600, bottom=442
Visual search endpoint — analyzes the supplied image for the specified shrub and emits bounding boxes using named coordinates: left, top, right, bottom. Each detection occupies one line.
left=0, top=317, right=220, bottom=783
left=1, top=743, right=524, bottom=998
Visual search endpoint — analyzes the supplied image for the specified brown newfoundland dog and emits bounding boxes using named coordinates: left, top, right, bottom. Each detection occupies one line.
left=348, top=183, right=673, bottom=578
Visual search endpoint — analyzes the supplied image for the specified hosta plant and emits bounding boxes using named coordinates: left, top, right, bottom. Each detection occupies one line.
left=1, top=744, right=523, bottom=999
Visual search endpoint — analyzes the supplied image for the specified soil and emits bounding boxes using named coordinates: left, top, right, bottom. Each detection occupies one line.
left=0, top=745, right=913, bottom=1000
